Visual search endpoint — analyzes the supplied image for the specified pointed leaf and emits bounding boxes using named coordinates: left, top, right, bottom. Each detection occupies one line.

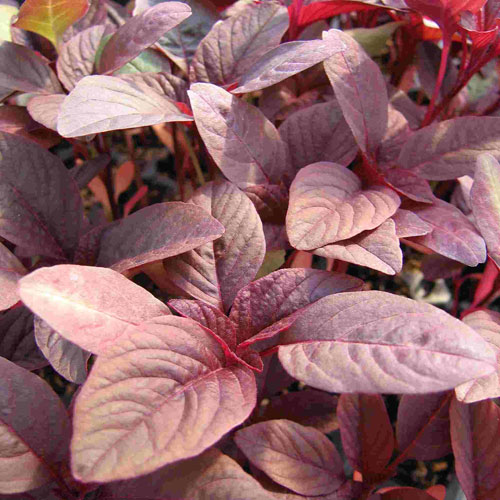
left=287, top=162, right=400, bottom=249
left=471, top=153, right=500, bottom=267
left=392, top=209, right=433, bottom=238
left=450, top=397, right=500, bottom=500
left=383, top=168, right=436, bottom=204
left=398, top=117, right=500, bottom=180
left=34, top=316, right=90, bottom=384
left=230, top=267, right=363, bottom=346
left=189, top=83, right=289, bottom=188
left=337, top=394, right=394, bottom=480
left=191, top=1, right=289, bottom=86
left=0, top=242, right=26, bottom=311
left=314, top=219, right=403, bottom=274
left=235, top=420, right=345, bottom=496
left=278, top=101, right=358, bottom=173
left=323, top=29, right=388, bottom=155
left=0, top=132, right=83, bottom=260
left=26, top=94, right=65, bottom=131
left=409, top=200, right=487, bottom=267
left=18, top=264, right=171, bottom=354
left=57, top=24, right=107, bottom=91
left=277, top=291, right=496, bottom=393
left=396, top=391, right=452, bottom=461
left=456, top=310, right=500, bottom=403
left=0, top=41, right=62, bottom=94
left=232, top=32, right=345, bottom=94
left=71, top=154, right=110, bottom=189
left=0, top=357, right=70, bottom=493
left=162, top=182, right=265, bottom=312
left=71, top=316, right=256, bottom=482
left=97, top=2, right=191, bottom=75
left=58, top=75, right=192, bottom=137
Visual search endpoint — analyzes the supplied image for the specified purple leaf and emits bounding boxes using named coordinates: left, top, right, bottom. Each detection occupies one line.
left=232, top=32, right=345, bottom=94
left=189, top=83, right=290, bottom=188
left=323, top=30, right=388, bottom=156
left=0, top=356, right=70, bottom=493
left=451, top=175, right=473, bottom=215
left=277, top=291, right=496, bottom=393
left=26, top=94, right=65, bottom=131
left=382, top=168, right=435, bottom=204
left=18, top=264, right=170, bottom=354
left=255, top=353, right=295, bottom=400
left=278, top=101, right=358, bottom=173
left=398, top=116, right=500, bottom=180
left=456, top=310, right=500, bottom=403
left=0, top=132, right=83, bottom=260
left=71, top=316, right=256, bottom=482
left=191, top=1, right=289, bottom=86
left=409, top=200, right=487, bottom=267
left=117, top=72, right=188, bottom=103
left=377, top=107, right=412, bottom=168
left=0, top=242, right=27, bottom=311
left=235, top=419, right=345, bottom=496
left=244, top=182, right=289, bottom=225
left=71, top=153, right=110, bottom=189
left=162, top=182, right=265, bottom=312
left=451, top=397, right=500, bottom=500
left=57, top=75, right=192, bottom=137
left=392, top=209, right=433, bottom=238
left=81, top=201, right=225, bottom=273
left=421, top=254, right=464, bottom=281
left=97, top=2, right=191, bottom=75
left=396, top=391, right=452, bottom=461
left=337, top=394, right=394, bottom=480
left=313, top=219, right=403, bottom=274
left=34, top=316, right=90, bottom=384
left=287, top=162, right=400, bottom=249
left=230, top=267, right=363, bottom=346
left=471, top=153, right=500, bottom=267
left=0, top=306, right=46, bottom=371
left=0, top=41, right=62, bottom=94
left=56, top=24, right=107, bottom=91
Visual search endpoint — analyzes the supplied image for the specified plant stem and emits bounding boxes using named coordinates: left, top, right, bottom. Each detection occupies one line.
left=180, top=127, right=205, bottom=186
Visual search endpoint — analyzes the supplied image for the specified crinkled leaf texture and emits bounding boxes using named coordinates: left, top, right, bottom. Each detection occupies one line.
left=235, top=419, right=345, bottom=496
left=277, top=291, right=496, bottom=394
left=456, top=310, right=500, bottom=403
left=189, top=83, right=289, bottom=188
left=0, top=132, right=83, bottom=260
left=191, top=1, right=289, bottom=86
left=57, top=75, right=192, bottom=137
left=0, top=242, right=26, bottom=310
left=18, top=265, right=171, bottom=354
left=97, top=2, right=191, bottom=75
left=451, top=397, right=500, bottom=500
left=398, top=116, right=500, bottom=180
left=471, top=153, right=500, bottom=267
left=163, top=181, right=265, bottom=312
left=286, top=162, right=400, bottom=250
left=71, top=316, right=257, bottom=482
left=0, top=357, right=71, bottom=493
left=323, top=29, right=388, bottom=156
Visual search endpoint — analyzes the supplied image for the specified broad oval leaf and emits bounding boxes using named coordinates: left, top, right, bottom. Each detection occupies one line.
left=235, top=419, right=345, bottom=496
left=191, top=1, right=288, bottom=86
left=323, top=29, right=388, bottom=156
left=0, top=41, right=62, bottom=94
left=313, top=219, right=403, bottom=275
left=278, top=291, right=496, bottom=394
left=97, top=2, right=191, bottom=75
left=451, top=398, right=500, bottom=500
left=0, top=242, right=26, bottom=311
left=278, top=100, right=358, bottom=173
left=162, top=181, right=265, bottom=312
left=57, top=75, right=192, bottom=137
left=456, top=310, right=500, bottom=403
left=56, top=24, right=107, bottom=91
left=0, top=132, right=83, bottom=260
left=12, top=0, right=89, bottom=47
left=471, top=153, right=500, bottom=267
left=189, top=83, right=289, bottom=188
left=232, top=33, right=345, bottom=94
left=71, top=316, right=256, bottom=482
left=287, top=162, right=400, bottom=249
left=0, top=357, right=71, bottom=493
left=18, top=265, right=171, bottom=354
left=398, top=116, right=500, bottom=180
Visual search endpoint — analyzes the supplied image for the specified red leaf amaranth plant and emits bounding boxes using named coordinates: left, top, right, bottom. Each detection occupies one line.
left=1, top=0, right=500, bottom=498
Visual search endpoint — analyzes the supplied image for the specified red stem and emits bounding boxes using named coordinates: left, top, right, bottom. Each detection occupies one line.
left=471, top=258, right=499, bottom=308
